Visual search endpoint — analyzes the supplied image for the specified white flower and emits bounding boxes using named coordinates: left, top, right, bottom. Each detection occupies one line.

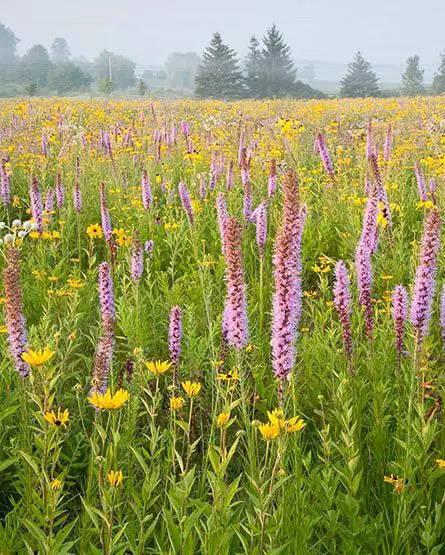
left=31, top=222, right=40, bottom=231
left=11, top=219, right=21, bottom=228
left=0, top=222, right=6, bottom=230
left=18, top=231, right=26, bottom=239
left=22, top=221, right=32, bottom=231
left=3, top=234, right=14, bottom=244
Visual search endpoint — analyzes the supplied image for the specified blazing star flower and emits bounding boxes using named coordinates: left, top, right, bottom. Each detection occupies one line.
left=410, top=208, right=441, bottom=347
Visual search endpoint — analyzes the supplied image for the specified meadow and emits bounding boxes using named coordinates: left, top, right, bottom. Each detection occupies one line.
left=1, top=96, right=445, bottom=553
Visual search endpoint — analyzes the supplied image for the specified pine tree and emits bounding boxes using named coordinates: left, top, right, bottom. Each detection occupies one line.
left=195, top=33, right=245, bottom=99
left=402, top=55, right=425, bottom=96
left=245, top=36, right=263, bottom=98
left=340, top=52, right=380, bottom=97
left=259, top=24, right=296, bottom=97
left=432, top=52, right=445, bottom=94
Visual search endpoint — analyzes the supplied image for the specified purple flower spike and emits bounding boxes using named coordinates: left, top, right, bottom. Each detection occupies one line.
left=178, top=181, right=194, bottom=224
left=410, top=208, right=441, bottom=348
left=414, top=162, right=428, bottom=202
left=168, top=306, right=182, bottom=365
left=333, top=260, right=353, bottom=363
left=392, top=285, right=408, bottom=368
left=223, top=217, right=249, bottom=350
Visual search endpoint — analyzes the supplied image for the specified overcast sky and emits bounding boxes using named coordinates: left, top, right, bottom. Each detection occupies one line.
left=3, top=0, right=445, bottom=71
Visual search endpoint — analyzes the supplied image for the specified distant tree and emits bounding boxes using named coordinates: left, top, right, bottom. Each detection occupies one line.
left=432, top=51, right=445, bottom=94
left=24, top=81, right=38, bottom=96
left=47, top=61, right=91, bottom=95
left=20, top=44, right=53, bottom=87
left=402, top=55, right=425, bottom=96
left=166, top=52, right=201, bottom=89
left=245, top=35, right=263, bottom=97
left=98, top=77, right=113, bottom=95
left=195, top=33, right=245, bottom=99
left=259, top=24, right=297, bottom=97
left=0, top=21, right=20, bottom=84
left=94, top=50, right=136, bottom=90
left=72, top=56, right=94, bottom=78
left=340, top=52, right=380, bottom=97
left=137, top=78, right=147, bottom=96
left=51, top=38, right=71, bottom=64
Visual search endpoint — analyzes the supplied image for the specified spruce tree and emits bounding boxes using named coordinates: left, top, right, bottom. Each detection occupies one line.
left=195, top=33, right=245, bottom=99
left=340, top=52, right=380, bottom=97
left=432, top=52, right=445, bottom=94
left=402, top=55, right=425, bottom=96
left=259, top=24, right=296, bottom=97
left=245, top=35, right=263, bottom=98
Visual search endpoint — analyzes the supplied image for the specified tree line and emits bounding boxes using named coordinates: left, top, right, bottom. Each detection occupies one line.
left=196, top=29, right=445, bottom=99
left=0, top=22, right=138, bottom=96
left=1, top=18, right=445, bottom=98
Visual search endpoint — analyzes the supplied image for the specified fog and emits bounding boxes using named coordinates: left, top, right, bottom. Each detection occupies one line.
left=3, top=0, right=445, bottom=77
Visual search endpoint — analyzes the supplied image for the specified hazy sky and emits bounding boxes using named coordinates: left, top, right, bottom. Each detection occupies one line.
left=3, top=0, right=445, bottom=71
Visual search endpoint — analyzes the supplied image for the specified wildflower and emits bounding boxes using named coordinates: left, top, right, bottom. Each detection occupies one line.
left=316, top=133, right=335, bottom=186
left=369, top=153, right=392, bottom=228
left=217, top=411, right=230, bottom=427
left=99, top=181, right=112, bottom=242
left=181, top=381, right=201, bottom=397
left=67, top=279, right=85, bottom=289
left=22, top=347, right=55, bottom=367
left=130, top=234, right=144, bottom=283
left=145, top=360, right=173, bottom=375
left=268, top=158, right=277, bottom=197
left=141, top=170, right=152, bottom=210
left=436, top=459, right=445, bottom=469
left=107, top=470, right=123, bottom=487
left=392, top=285, right=408, bottom=367
left=51, top=479, right=62, bottom=490
left=98, top=262, right=115, bottom=328
left=88, top=388, right=129, bottom=410
left=178, top=181, right=194, bottom=224
left=87, top=224, right=103, bottom=239
left=410, top=208, right=441, bottom=347
left=73, top=179, right=82, bottom=213
left=267, top=409, right=306, bottom=433
left=383, top=124, right=392, bottom=162
left=258, top=423, right=280, bottom=441
left=44, top=408, right=69, bottom=427
left=216, top=369, right=240, bottom=382
left=384, top=475, right=404, bottom=493
left=2, top=248, right=29, bottom=376
left=56, top=173, right=65, bottom=208
left=223, top=217, right=249, bottom=350
left=168, top=306, right=182, bottom=365
left=170, top=396, right=184, bottom=411
left=414, top=162, right=428, bottom=202
left=333, top=260, right=353, bottom=361
left=29, top=176, right=43, bottom=231
left=271, top=171, right=306, bottom=380
left=254, top=202, right=267, bottom=257
left=216, top=192, right=228, bottom=251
